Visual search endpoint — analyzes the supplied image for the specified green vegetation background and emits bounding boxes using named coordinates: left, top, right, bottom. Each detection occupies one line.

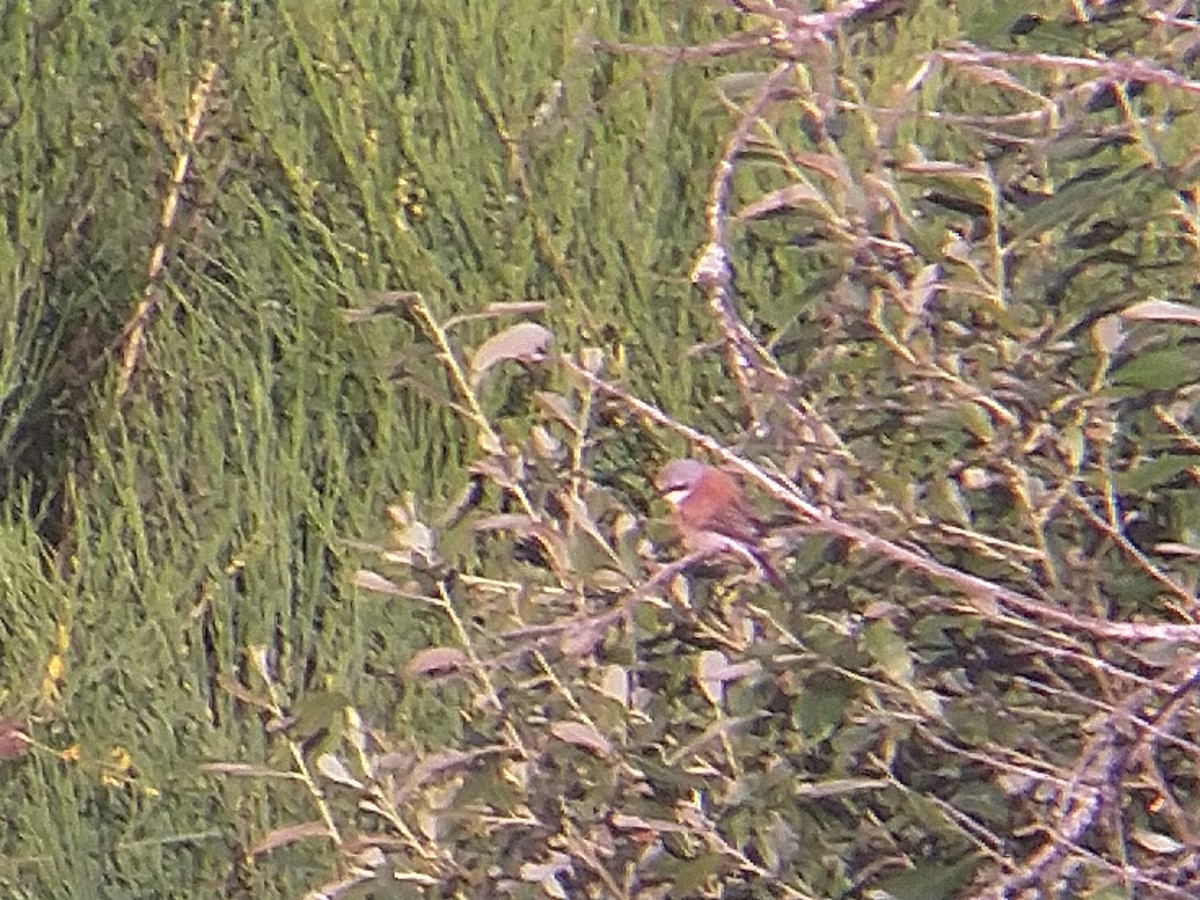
left=1, top=0, right=1198, bottom=897
left=0, top=2, right=733, bottom=895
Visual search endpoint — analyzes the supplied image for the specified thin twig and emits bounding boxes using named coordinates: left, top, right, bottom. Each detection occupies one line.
left=117, top=59, right=220, bottom=398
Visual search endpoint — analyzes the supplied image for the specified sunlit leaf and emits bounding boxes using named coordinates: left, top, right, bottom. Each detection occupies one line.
left=469, top=322, right=552, bottom=388
left=520, top=853, right=573, bottom=899
left=1131, top=826, right=1183, bottom=854
left=736, top=183, right=826, bottom=222
left=405, top=647, right=469, bottom=677
left=549, top=721, right=612, bottom=757
left=1091, top=314, right=1125, bottom=356
left=1120, top=299, right=1200, bottom=328
left=316, top=753, right=363, bottom=789
left=596, top=665, right=629, bottom=707
left=696, top=650, right=730, bottom=706
left=350, top=569, right=407, bottom=595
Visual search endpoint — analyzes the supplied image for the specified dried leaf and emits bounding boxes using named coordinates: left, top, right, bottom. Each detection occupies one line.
left=559, top=623, right=605, bottom=658
left=736, top=182, right=825, bottom=222
left=958, top=466, right=994, bottom=490
left=1091, top=314, right=1125, bottom=355
left=1154, top=542, right=1200, bottom=558
left=697, top=650, right=730, bottom=706
left=911, top=688, right=944, bottom=719
left=611, top=813, right=684, bottom=835
left=520, top=853, right=573, bottom=899
left=198, top=761, right=291, bottom=778
left=1120, top=298, right=1200, bottom=327
left=697, top=651, right=762, bottom=707
left=351, top=570, right=407, bottom=596
left=477, top=429, right=503, bottom=456
left=862, top=600, right=902, bottom=619
left=794, top=778, right=890, bottom=797
left=596, top=665, right=629, bottom=707
left=316, top=753, right=363, bottom=789
left=344, top=707, right=367, bottom=758
left=535, top=391, right=578, bottom=430
left=213, top=676, right=274, bottom=711
left=392, top=522, right=436, bottom=565
left=579, top=346, right=605, bottom=374
left=529, top=424, right=562, bottom=458
left=791, top=150, right=849, bottom=182
left=610, top=813, right=654, bottom=831
left=248, top=821, right=330, bottom=857
left=405, top=647, right=469, bottom=677
left=350, top=846, right=386, bottom=869
left=248, top=646, right=272, bottom=682
left=394, top=749, right=487, bottom=802
left=587, top=568, right=633, bottom=592
left=899, top=159, right=983, bottom=178
left=471, top=513, right=542, bottom=535
left=469, top=322, right=552, bottom=388
left=549, top=720, right=612, bottom=757
left=959, top=63, right=1047, bottom=103
left=963, top=585, right=1000, bottom=616
left=374, top=750, right=416, bottom=774
left=0, top=718, right=29, bottom=760
left=385, top=498, right=437, bottom=565
left=902, top=264, right=940, bottom=324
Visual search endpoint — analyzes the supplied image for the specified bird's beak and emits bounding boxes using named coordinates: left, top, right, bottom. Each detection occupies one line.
left=659, top=486, right=690, bottom=508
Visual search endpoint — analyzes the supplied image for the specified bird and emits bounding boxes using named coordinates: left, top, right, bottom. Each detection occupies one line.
left=654, top=459, right=787, bottom=590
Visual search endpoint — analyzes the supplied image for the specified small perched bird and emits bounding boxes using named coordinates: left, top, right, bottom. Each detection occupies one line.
left=655, top=459, right=786, bottom=590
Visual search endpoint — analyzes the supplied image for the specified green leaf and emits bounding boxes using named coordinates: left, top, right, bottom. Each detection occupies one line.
left=668, top=853, right=726, bottom=897
left=958, top=401, right=995, bottom=443
left=794, top=681, right=853, bottom=740
left=1116, top=454, right=1197, bottom=493
left=1111, top=346, right=1200, bottom=390
left=1013, top=167, right=1146, bottom=243
left=290, top=690, right=350, bottom=742
left=873, top=857, right=981, bottom=900
left=863, top=621, right=914, bottom=685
